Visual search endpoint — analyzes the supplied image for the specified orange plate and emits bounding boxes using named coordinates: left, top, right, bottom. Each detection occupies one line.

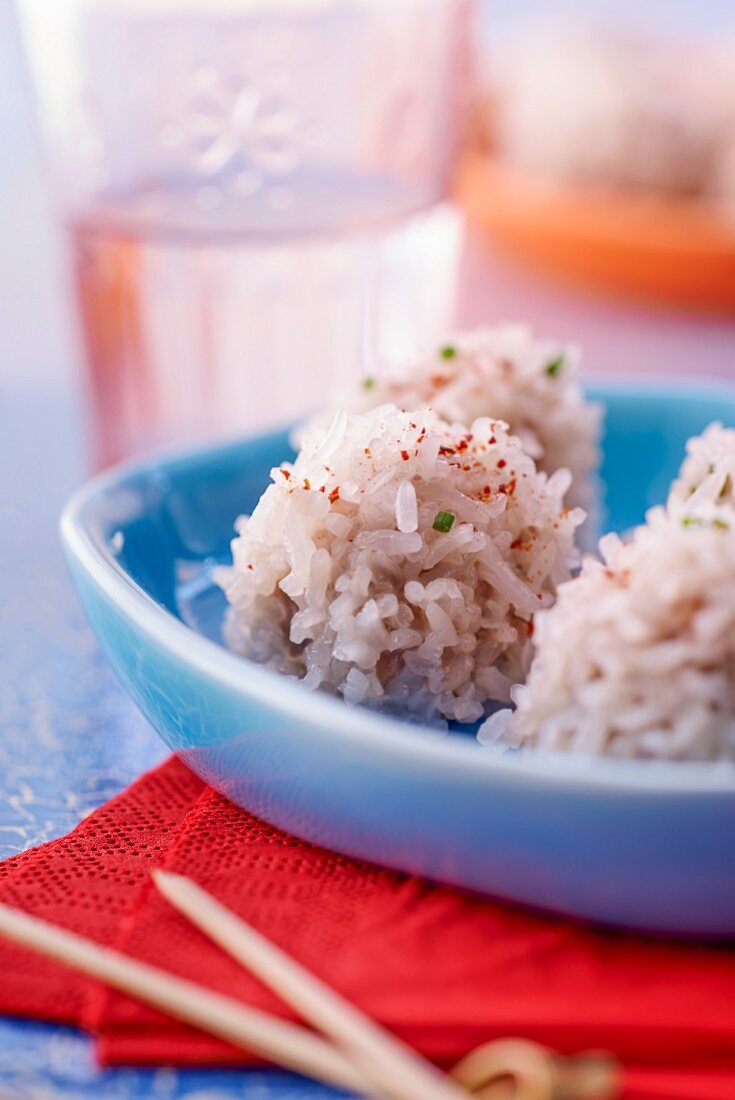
left=456, top=153, right=735, bottom=312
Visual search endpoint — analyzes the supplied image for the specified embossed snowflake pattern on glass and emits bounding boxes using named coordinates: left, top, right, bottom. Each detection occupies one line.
left=18, top=0, right=471, bottom=466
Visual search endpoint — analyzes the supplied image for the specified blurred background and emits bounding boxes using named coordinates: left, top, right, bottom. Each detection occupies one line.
left=2, top=0, right=735, bottom=468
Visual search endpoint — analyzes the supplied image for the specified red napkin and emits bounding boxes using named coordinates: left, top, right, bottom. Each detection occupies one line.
left=0, top=758, right=204, bottom=1026
left=1, top=756, right=734, bottom=1100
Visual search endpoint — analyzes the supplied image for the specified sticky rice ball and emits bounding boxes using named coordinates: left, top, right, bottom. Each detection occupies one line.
left=500, top=509, right=735, bottom=761
left=667, top=422, right=735, bottom=525
left=297, top=324, right=600, bottom=517
left=217, top=404, right=583, bottom=728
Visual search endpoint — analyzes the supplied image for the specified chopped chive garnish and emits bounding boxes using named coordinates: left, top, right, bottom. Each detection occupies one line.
left=362, top=376, right=376, bottom=390
left=544, top=354, right=565, bottom=377
left=440, top=345, right=457, bottom=360
left=682, top=515, right=729, bottom=530
left=433, top=510, right=456, bottom=533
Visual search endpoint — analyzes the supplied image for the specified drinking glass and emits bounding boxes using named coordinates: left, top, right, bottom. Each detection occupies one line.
left=17, top=0, right=471, bottom=466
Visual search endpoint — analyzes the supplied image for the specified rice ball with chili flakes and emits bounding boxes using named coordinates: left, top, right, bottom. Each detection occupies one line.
left=497, top=509, right=735, bottom=761
left=216, top=404, right=584, bottom=728
left=295, top=323, right=601, bottom=518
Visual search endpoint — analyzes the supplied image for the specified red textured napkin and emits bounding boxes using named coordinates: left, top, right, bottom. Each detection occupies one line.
left=0, top=758, right=204, bottom=1026
left=1, top=756, right=734, bottom=1100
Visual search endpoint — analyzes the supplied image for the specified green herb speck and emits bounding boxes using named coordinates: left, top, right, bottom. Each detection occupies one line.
left=440, top=345, right=457, bottom=360
left=362, top=376, right=376, bottom=390
left=681, top=515, right=729, bottom=530
left=545, top=354, right=565, bottom=377
left=433, top=510, right=456, bottom=533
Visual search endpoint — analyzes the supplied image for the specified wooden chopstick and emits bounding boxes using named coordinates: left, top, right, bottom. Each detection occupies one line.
left=153, top=870, right=470, bottom=1100
left=0, top=888, right=619, bottom=1100
left=0, top=900, right=377, bottom=1095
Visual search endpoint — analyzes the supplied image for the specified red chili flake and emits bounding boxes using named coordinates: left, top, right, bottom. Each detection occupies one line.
left=303, top=478, right=311, bottom=490
left=527, top=619, right=535, bottom=637
left=279, top=468, right=291, bottom=480
left=497, top=459, right=507, bottom=469
left=483, top=485, right=491, bottom=496
left=247, top=564, right=254, bottom=571
left=488, top=435, right=496, bottom=445
left=319, top=485, right=326, bottom=493
left=400, top=450, right=410, bottom=461
left=462, top=464, right=471, bottom=471
left=510, top=537, right=523, bottom=549
left=409, top=422, right=417, bottom=429
left=498, top=478, right=517, bottom=497
left=328, top=486, right=340, bottom=504
left=439, top=445, right=456, bottom=456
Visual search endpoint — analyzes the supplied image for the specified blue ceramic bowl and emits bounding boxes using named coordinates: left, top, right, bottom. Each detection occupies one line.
left=61, top=380, right=735, bottom=938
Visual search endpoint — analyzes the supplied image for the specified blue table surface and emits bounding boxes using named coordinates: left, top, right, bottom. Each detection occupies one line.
left=0, top=388, right=338, bottom=1099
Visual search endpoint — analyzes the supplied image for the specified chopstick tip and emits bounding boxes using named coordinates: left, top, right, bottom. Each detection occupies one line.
left=151, top=869, right=193, bottom=897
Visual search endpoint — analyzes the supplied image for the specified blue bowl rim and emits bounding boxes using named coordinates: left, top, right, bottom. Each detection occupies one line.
left=60, top=375, right=735, bottom=795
